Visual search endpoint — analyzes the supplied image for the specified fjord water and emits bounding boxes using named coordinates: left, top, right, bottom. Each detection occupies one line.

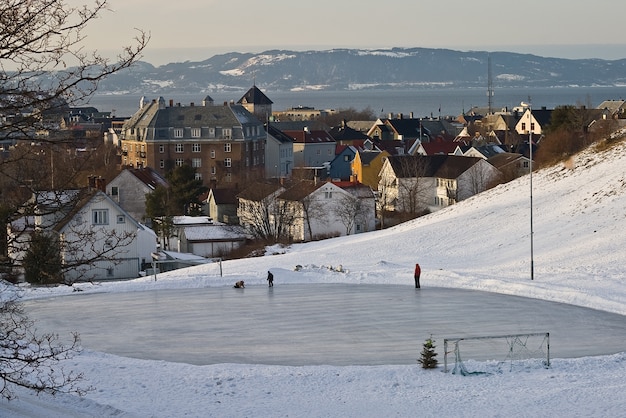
left=88, top=86, right=626, bottom=118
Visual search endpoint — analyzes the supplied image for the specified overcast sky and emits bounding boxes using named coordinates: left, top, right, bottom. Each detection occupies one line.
left=70, top=0, right=626, bottom=65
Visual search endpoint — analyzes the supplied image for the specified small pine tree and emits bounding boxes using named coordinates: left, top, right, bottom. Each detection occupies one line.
left=23, top=230, right=63, bottom=285
left=418, top=337, right=438, bottom=369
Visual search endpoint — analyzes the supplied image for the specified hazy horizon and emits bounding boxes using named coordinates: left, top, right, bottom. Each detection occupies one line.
left=133, top=44, right=626, bottom=67
left=62, top=0, right=626, bottom=67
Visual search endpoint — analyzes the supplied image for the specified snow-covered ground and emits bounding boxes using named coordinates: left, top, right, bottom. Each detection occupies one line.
left=2, top=137, right=626, bottom=417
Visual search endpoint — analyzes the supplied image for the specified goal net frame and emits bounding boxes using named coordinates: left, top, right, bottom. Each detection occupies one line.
left=443, top=332, right=550, bottom=374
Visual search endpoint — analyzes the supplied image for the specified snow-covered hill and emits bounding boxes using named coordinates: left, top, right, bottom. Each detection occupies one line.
left=4, top=134, right=626, bottom=417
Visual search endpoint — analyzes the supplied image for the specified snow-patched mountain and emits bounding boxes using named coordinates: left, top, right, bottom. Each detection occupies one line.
left=97, top=47, right=626, bottom=93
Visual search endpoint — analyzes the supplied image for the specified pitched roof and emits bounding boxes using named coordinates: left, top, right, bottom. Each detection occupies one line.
left=237, top=85, right=273, bottom=105
left=283, top=129, right=335, bottom=144
left=487, top=152, right=527, bottom=169
left=278, top=180, right=324, bottom=201
left=237, top=182, right=284, bottom=201
left=266, top=124, right=295, bottom=145
left=328, top=123, right=371, bottom=141
left=209, top=188, right=239, bottom=205
left=128, top=167, right=168, bottom=190
left=332, top=181, right=373, bottom=198
left=421, top=141, right=458, bottom=155
left=387, top=155, right=483, bottom=179
left=357, top=150, right=383, bottom=165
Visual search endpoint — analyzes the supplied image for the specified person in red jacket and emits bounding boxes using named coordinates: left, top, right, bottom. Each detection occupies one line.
left=414, top=264, right=421, bottom=289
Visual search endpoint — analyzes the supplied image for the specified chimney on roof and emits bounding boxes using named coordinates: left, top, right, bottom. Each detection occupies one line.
left=95, top=177, right=106, bottom=192
left=410, top=112, right=414, bottom=119
left=399, top=113, right=403, bottom=119
left=190, top=102, right=194, bottom=107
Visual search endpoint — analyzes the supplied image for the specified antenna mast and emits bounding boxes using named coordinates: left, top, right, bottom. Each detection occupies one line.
left=487, top=54, right=494, bottom=114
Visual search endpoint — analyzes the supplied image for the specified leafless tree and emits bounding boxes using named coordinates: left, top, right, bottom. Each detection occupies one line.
left=458, top=161, right=494, bottom=199
left=1, top=0, right=148, bottom=279
left=239, top=182, right=294, bottom=242
left=294, top=181, right=327, bottom=241
left=0, top=283, right=91, bottom=399
left=394, top=156, right=431, bottom=216
left=335, top=192, right=369, bottom=235
left=0, top=0, right=147, bottom=398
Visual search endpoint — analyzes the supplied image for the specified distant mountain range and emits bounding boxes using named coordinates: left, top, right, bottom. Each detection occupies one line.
left=96, top=47, right=626, bottom=94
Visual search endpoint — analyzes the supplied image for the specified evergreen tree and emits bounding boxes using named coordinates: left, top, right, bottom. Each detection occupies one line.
left=418, top=337, right=438, bottom=369
left=23, top=231, right=63, bottom=285
left=166, top=165, right=208, bottom=216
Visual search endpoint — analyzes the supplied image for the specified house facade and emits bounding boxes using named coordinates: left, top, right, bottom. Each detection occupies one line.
left=236, top=182, right=286, bottom=238
left=169, top=216, right=249, bottom=259
left=106, top=167, right=168, bottom=223
left=351, top=149, right=389, bottom=191
left=9, top=190, right=157, bottom=282
left=278, top=181, right=376, bottom=242
left=205, top=188, right=239, bottom=224
left=119, top=96, right=266, bottom=189
left=284, top=128, right=336, bottom=168
left=265, top=124, right=294, bottom=178
left=378, top=155, right=500, bottom=213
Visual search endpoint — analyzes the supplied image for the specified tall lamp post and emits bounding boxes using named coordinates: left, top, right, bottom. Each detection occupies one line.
left=522, top=102, right=535, bottom=281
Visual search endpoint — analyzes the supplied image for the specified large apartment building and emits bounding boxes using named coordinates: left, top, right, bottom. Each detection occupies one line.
left=119, top=96, right=266, bottom=189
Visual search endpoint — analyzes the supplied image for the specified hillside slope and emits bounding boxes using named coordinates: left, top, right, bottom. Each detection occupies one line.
left=164, top=135, right=626, bottom=314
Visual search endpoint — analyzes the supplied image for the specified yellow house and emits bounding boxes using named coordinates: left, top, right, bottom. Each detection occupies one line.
left=351, top=150, right=390, bottom=191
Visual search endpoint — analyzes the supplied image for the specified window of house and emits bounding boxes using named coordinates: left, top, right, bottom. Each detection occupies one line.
left=111, top=186, right=119, bottom=196
left=174, top=128, right=183, bottom=138
left=208, top=128, right=215, bottom=138
left=224, top=143, right=232, bottom=153
left=224, top=158, right=231, bottom=167
left=521, top=122, right=526, bottom=131
left=117, top=215, right=126, bottom=224
left=175, top=158, right=184, bottom=167
left=325, top=191, right=332, bottom=199
left=175, top=143, right=184, bottom=153
left=223, top=128, right=232, bottom=139
left=195, top=173, right=202, bottom=181
left=225, top=173, right=232, bottom=182
left=191, top=128, right=201, bottom=138
left=210, top=149, right=215, bottom=159
left=159, top=144, right=165, bottom=153
left=159, top=159, right=165, bottom=168
left=192, top=158, right=201, bottom=168
left=211, top=166, right=216, bottom=175
left=192, top=143, right=201, bottom=152
left=92, top=209, right=109, bottom=225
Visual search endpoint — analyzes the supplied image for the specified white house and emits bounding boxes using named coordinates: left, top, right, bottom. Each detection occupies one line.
left=278, top=180, right=376, bottom=242
left=169, top=216, right=250, bottom=258
left=9, top=189, right=157, bottom=282
left=106, top=167, right=168, bottom=223
left=265, top=124, right=294, bottom=178
left=378, top=155, right=500, bottom=213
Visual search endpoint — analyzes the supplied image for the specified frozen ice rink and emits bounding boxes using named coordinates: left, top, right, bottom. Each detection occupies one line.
left=26, top=284, right=626, bottom=366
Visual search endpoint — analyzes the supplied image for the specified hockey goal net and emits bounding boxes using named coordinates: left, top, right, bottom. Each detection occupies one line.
left=443, top=332, right=550, bottom=375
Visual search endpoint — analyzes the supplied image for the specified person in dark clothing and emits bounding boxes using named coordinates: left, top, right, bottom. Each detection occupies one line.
left=267, top=271, right=274, bottom=287
left=234, top=280, right=245, bottom=288
left=414, top=264, right=421, bottom=289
